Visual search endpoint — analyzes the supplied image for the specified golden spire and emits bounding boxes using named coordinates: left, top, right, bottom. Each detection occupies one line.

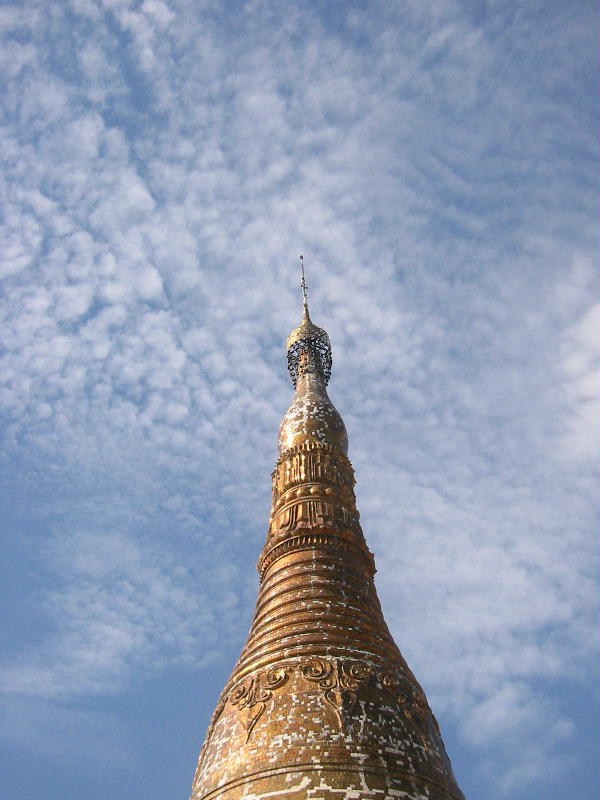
left=286, top=255, right=332, bottom=386
left=280, top=256, right=346, bottom=454
left=189, top=272, right=466, bottom=800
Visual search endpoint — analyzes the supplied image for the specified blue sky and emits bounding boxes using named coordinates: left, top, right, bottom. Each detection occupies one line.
left=0, top=1, right=598, bottom=798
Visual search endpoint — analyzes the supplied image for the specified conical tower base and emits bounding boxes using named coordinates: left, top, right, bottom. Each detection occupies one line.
left=190, top=444, right=464, bottom=800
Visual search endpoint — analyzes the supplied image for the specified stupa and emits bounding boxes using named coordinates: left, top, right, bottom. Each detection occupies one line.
left=189, top=259, right=465, bottom=799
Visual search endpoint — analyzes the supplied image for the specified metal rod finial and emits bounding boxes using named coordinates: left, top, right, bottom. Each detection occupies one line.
left=300, top=254, right=308, bottom=314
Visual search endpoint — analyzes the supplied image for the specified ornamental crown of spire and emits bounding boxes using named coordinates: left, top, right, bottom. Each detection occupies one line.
left=286, top=256, right=332, bottom=387
left=286, top=306, right=332, bottom=387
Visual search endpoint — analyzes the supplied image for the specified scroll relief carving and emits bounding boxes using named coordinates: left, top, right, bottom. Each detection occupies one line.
left=382, top=672, right=431, bottom=735
left=227, top=660, right=431, bottom=742
left=301, top=657, right=371, bottom=731
left=229, top=667, right=289, bottom=741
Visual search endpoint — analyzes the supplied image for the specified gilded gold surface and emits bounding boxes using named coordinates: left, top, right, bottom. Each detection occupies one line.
left=189, top=309, right=466, bottom=800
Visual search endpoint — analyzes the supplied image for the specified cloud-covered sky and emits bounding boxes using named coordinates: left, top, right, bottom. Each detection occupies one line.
left=0, top=1, right=598, bottom=798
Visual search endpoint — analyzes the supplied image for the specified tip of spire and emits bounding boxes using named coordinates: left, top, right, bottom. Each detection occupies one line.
left=300, top=254, right=309, bottom=318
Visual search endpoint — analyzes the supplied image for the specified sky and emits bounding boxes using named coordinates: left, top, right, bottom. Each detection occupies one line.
left=0, top=1, right=598, bottom=798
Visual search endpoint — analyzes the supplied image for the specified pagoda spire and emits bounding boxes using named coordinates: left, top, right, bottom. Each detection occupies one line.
left=189, top=270, right=465, bottom=800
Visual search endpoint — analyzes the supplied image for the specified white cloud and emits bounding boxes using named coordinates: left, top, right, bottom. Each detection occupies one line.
left=1, top=526, right=238, bottom=700
left=560, top=301, right=600, bottom=461
left=0, top=1, right=597, bottom=797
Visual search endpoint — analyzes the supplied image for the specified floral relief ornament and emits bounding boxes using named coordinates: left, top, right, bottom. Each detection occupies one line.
left=227, top=660, right=430, bottom=743
left=382, top=672, right=430, bottom=729
left=229, top=667, right=289, bottom=741
left=301, top=657, right=371, bottom=730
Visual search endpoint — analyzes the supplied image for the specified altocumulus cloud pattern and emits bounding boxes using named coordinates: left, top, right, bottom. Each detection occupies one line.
left=0, top=2, right=598, bottom=800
